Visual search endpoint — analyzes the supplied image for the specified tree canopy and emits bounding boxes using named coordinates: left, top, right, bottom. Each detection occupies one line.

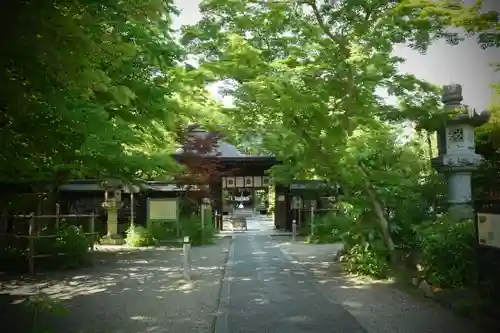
left=0, top=0, right=191, bottom=183
left=179, top=0, right=497, bottom=258
left=1, top=0, right=499, bottom=287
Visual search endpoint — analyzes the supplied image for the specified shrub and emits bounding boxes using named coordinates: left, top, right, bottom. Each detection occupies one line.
left=36, top=224, right=91, bottom=269
left=125, top=224, right=156, bottom=247
left=0, top=244, right=27, bottom=272
left=306, top=212, right=350, bottom=244
left=180, top=212, right=216, bottom=246
left=343, top=240, right=391, bottom=278
left=148, top=220, right=178, bottom=241
left=414, top=215, right=475, bottom=288
left=0, top=224, right=92, bottom=272
left=305, top=209, right=391, bottom=278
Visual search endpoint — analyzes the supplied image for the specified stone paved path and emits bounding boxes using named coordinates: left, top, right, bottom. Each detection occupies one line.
left=215, top=215, right=489, bottom=333
left=217, top=233, right=367, bottom=333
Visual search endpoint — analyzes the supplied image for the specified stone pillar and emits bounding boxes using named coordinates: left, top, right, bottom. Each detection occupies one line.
left=100, top=187, right=125, bottom=245
left=431, top=84, right=490, bottom=220
left=106, top=206, right=119, bottom=235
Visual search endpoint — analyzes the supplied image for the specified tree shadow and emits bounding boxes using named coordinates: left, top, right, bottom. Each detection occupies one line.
left=271, top=237, right=491, bottom=333
left=0, top=240, right=230, bottom=333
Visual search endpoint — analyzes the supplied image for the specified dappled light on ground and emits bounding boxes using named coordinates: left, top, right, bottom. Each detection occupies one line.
left=0, top=238, right=231, bottom=333
left=271, top=236, right=485, bottom=333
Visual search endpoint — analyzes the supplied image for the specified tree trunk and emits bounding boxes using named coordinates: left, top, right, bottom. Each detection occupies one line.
left=356, top=164, right=396, bottom=262
left=426, top=131, right=433, bottom=160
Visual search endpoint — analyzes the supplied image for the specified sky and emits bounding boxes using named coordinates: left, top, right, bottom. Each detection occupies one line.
left=172, top=0, right=499, bottom=111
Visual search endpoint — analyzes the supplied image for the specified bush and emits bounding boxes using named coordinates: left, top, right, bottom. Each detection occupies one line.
left=307, top=212, right=350, bottom=244
left=180, top=212, right=216, bottom=246
left=36, top=224, right=91, bottom=269
left=126, top=210, right=216, bottom=247
left=0, top=224, right=92, bottom=272
left=306, top=210, right=391, bottom=278
left=414, top=215, right=475, bottom=288
left=148, top=220, right=178, bottom=241
left=125, top=224, right=156, bottom=247
left=343, top=240, right=391, bottom=278
left=0, top=244, right=27, bottom=272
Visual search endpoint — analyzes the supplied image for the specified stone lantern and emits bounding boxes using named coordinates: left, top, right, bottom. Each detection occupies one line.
left=431, top=84, right=490, bottom=220
left=100, top=179, right=125, bottom=245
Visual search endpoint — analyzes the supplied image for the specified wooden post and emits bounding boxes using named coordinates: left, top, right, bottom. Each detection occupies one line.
left=201, top=204, right=205, bottom=245
left=130, top=192, right=135, bottom=226
left=89, top=213, right=95, bottom=252
left=28, top=213, right=35, bottom=275
left=215, top=210, right=219, bottom=231
left=55, top=203, right=60, bottom=229
left=310, top=206, right=315, bottom=236
left=183, top=236, right=191, bottom=280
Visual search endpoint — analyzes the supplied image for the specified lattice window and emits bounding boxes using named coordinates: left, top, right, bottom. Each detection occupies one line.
left=448, top=128, right=464, bottom=143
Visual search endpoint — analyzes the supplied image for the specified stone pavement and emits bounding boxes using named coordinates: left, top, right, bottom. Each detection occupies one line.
left=213, top=215, right=489, bottom=333
left=216, top=233, right=366, bottom=333
left=0, top=237, right=231, bottom=333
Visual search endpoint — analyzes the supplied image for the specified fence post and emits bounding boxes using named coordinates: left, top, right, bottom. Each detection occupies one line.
left=310, top=206, right=315, bottom=236
left=200, top=205, right=205, bottom=245
left=55, top=203, right=60, bottom=229
left=292, top=219, right=297, bottom=242
left=28, top=213, right=35, bottom=275
left=215, top=210, right=219, bottom=231
left=89, top=213, right=95, bottom=252
left=183, top=236, right=191, bottom=280
left=130, top=192, right=135, bottom=227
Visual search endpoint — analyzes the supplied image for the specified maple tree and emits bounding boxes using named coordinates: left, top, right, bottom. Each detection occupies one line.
left=173, top=125, right=234, bottom=216
left=0, top=0, right=185, bottom=184
left=181, top=0, right=472, bottom=262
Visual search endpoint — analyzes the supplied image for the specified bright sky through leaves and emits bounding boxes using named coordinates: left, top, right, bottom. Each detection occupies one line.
left=174, top=0, right=498, bottom=111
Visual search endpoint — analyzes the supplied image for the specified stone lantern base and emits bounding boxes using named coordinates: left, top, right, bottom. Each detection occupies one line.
left=100, top=234, right=126, bottom=245
left=100, top=203, right=125, bottom=245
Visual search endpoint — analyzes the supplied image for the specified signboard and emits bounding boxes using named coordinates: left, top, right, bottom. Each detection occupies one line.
left=477, top=213, right=500, bottom=249
left=222, top=176, right=269, bottom=188
left=148, top=198, right=178, bottom=222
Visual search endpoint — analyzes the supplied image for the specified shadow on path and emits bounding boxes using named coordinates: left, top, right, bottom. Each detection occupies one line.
left=0, top=238, right=230, bottom=333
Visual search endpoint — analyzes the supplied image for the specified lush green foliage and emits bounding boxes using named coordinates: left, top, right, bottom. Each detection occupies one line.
left=36, top=225, right=92, bottom=269
left=180, top=211, right=216, bottom=246
left=125, top=209, right=215, bottom=247
left=0, top=0, right=191, bottom=183
left=125, top=224, right=156, bottom=247
left=149, top=220, right=179, bottom=242
left=1, top=0, right=497, bottom=294
left=414, top=216, right=476, bottom=289
left=178, top=0, right=496, bottom=288
left=181, top=0, right=470, bottom=263
left=0, top=224, right=91, bottom=272
left=25, top=292, right=68, bottom=333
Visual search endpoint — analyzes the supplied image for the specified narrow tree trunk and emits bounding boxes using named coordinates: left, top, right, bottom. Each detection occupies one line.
left=426, top=131, right=433, bottom=160
left=356, top=164, right=396, bottom=262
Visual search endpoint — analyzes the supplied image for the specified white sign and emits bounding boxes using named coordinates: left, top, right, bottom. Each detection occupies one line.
left=233, top=196, right=250, bottom=201
left=148, top=198, right=177, bottom=221
left=477, top=213, right=500, bottom=249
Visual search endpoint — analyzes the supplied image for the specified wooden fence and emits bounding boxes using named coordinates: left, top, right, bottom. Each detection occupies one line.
left=0, top=213, right=98, bottom=274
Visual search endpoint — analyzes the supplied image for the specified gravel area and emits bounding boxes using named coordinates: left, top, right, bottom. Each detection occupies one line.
left=275, top=237, right=489, bottom=333
left=0, top=237, right=231, bottom=333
